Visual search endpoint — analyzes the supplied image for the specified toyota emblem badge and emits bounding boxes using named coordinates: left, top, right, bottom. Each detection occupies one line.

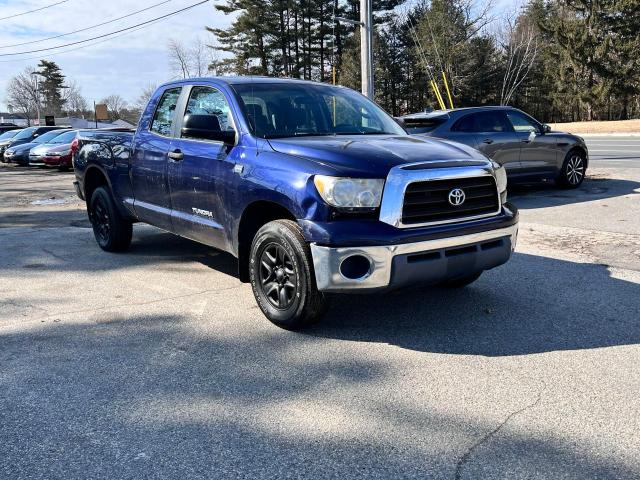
left=448, top=188, right=466, bottom=206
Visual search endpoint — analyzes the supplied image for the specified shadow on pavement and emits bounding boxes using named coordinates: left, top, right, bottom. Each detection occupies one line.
left=1, top=308, right=638, bottom=479
left=509, top=175, right=640, bottom=210
left=310, top=252, right=639, bottom=356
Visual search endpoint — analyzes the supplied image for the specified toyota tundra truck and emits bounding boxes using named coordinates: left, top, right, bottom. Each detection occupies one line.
left=73, top=78, right=518, bottom=329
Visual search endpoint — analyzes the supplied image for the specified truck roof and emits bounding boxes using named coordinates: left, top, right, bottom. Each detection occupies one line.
left=158, top=76, right=345, bottom=89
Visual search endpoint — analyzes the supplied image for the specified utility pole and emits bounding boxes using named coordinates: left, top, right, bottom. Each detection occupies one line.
left=335, top=0, right=374, bottom=99
left=30, top=72, right=41, bottom=126
left=360, top=0, right=374, bottom=99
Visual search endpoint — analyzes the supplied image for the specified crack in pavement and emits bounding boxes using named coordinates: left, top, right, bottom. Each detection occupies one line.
left=454, top=380, right=547, bottom=480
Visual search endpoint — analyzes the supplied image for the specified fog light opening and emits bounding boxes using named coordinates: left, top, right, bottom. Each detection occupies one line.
left=339, top=255, right=372, bottom=280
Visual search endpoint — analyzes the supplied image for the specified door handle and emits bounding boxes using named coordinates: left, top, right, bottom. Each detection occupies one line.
left=482, top=138, right=493, bottom=144
left=168, top=149, right=184, bottom=161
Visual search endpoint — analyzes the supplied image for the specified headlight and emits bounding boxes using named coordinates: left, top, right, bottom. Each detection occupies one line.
left=49, top=150, right=69, bottom=156
left=314, top=175, right=385, bottom=208
left=494, top=164, right=507, bottom=193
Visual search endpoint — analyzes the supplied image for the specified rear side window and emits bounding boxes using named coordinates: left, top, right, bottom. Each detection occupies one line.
left=452, top=114, right=478, bottom=132
left=455, top=112, right=512, bottom=133
left=150, top=87, right=182, bottom=136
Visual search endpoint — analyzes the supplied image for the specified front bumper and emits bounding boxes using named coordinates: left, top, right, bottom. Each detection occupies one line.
left=311, top=222, right=518, bottom=292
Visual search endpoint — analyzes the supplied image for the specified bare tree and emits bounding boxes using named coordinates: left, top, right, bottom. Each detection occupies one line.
left=168, top=38, right=192, bottom=79
left=63, top=80, right=88, bottom=116
left=135, top=83, right=158, bottom=111
left=499, top=12, right=539, bottom=105
left=168, top=36, right=222, bottom=79
left=5, top=67, right=39, bottom=125
left=100, top=94, right=128, bottom=120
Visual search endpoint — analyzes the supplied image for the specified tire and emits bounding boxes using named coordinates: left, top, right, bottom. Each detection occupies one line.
left=89, top=187, right=132, bottom=252
left=440, top=272, right=482, bottom=288
left=249, top=219, right=328, bottom=329
left=557, top=150, right=586, bottom=188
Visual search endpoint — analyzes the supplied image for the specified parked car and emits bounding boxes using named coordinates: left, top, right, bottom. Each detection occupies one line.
left=29, top=129, right=79, bottom=170
left=401, top=107, right=589, bottom=188
left=3, top=128, right=70, bottom=166
left=0, top=129, right=22, bottom=161
left=5, top=125, right=67, bottom=149
left=0, top=123, right=20, bottom=134
left=73, top=78, right=518, bottom=329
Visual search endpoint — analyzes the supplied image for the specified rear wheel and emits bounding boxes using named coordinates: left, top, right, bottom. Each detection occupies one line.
left=89, top=187, right=132, bottom=252
left=249, top=220, right=328, bottom=329
left=557, top=150, right=586, bottom=188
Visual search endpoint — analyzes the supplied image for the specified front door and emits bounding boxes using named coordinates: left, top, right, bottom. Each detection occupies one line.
left=505, top=110, right=557, bottom=177
left=130, top=86, right=182, bottom=231
left=468, top=111, right=522, bottom=174
left=167, top=85, right=238, bottom=249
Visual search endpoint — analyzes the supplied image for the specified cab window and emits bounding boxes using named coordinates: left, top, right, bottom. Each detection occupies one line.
left=182, top=86, right=235, bottom=140
left=150, top=87, right=182, bottom=136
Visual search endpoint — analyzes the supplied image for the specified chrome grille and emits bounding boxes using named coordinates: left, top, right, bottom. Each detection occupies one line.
left=402, top=176, right=499, bottom=225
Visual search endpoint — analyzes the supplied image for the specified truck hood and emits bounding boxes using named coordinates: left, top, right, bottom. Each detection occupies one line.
left=267, top=134, right=490, bottom=176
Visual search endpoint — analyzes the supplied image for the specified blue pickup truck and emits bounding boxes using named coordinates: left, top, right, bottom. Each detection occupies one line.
left=73, top=77, right=518, bottom=329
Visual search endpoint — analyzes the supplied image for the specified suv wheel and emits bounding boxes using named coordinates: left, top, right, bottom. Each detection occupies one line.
left=249, top=220, right=328, bottom=329
left=558, top=150, right=586, bottom=188
left=89, top=187, right=132, bottom=252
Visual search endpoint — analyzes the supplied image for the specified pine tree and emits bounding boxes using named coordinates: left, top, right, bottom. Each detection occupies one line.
left=35, top=60, right=66, bottom=116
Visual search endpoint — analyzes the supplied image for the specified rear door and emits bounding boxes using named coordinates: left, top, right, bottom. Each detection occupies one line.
left=467, top=111, right=521, bottom=173
left=505, top=110, right=557, bottom=177
left=167, top=85, right=238, bottom=249
left=130, top=86, right=182, bottom=231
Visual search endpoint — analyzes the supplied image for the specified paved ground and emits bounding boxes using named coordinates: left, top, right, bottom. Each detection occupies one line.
left=585, top=135, right=640, bottom=169
left=1, top=139, right=639, bottom=479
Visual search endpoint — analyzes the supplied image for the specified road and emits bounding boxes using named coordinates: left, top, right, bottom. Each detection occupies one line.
left=584, top=135, right=640, bottom=168
left=1, top=137, right=639, bottom=479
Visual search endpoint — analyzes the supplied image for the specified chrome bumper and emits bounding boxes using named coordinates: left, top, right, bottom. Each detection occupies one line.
left=310, top=224, right=518, bottom=292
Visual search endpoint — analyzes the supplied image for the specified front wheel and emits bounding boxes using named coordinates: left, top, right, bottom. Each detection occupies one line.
left=89, top=187, right=132, bottom=252
left=557, top=150, right=586, bottom=188
left=249, top=220, right=328, bottom=329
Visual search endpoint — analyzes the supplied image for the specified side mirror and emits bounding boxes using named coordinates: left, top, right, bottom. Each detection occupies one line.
left=542, top=124, right=551, bottom=134
left=181, top=114, right=235, bottom=145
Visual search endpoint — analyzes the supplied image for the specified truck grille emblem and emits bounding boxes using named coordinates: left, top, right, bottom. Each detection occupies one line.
left=448, top=188, right=466, bottom=206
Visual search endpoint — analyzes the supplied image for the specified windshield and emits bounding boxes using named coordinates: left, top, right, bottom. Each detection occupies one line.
left=13, top=127, right=36, bottom=140
left=34, top=130, right=67, bottom=144
left=49, top=130, right=76, bottom=144
left=232, top=83, right=406, bottom=139
left=0, top=130, right=20, bottom=140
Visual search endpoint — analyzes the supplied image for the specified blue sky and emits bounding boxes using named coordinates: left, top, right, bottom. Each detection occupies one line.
left=0, top=0, right=516, bottom=111
left=0, top=0, right=232, bottom=109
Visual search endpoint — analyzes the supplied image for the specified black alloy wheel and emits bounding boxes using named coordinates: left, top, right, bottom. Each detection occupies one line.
left=89, top=187, right=132, bottom=252
left=258, top=243, right=297, bottom=310
left=249, top=220, right=328, bottom=329
left=558, top=150, right=586, bottom=188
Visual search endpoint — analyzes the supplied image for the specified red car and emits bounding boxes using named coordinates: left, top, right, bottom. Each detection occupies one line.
left=28, top=130, right=79, bottom=170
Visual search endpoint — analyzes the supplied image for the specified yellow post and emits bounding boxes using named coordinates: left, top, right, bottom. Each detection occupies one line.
left=332, top=65, right=337, bottom=126
left=442, top=71, right=454, bottom=109
left=431, top=80, right=446, bottom=110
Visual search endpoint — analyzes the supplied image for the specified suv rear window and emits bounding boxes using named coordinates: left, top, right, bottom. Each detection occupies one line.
left=403, top=116, right=447, bottom=134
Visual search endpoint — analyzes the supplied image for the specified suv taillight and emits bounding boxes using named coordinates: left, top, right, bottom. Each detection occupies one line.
left=70, top=138, right=79, bottom=155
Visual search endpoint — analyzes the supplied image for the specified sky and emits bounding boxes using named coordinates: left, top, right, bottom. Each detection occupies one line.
left=0, top=0, right=516, bottom=112
left=0, top=0, right=233, bottom=110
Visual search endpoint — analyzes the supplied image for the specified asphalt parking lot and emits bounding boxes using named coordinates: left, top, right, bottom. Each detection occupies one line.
left=1, top=138, right=639, bottom=479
